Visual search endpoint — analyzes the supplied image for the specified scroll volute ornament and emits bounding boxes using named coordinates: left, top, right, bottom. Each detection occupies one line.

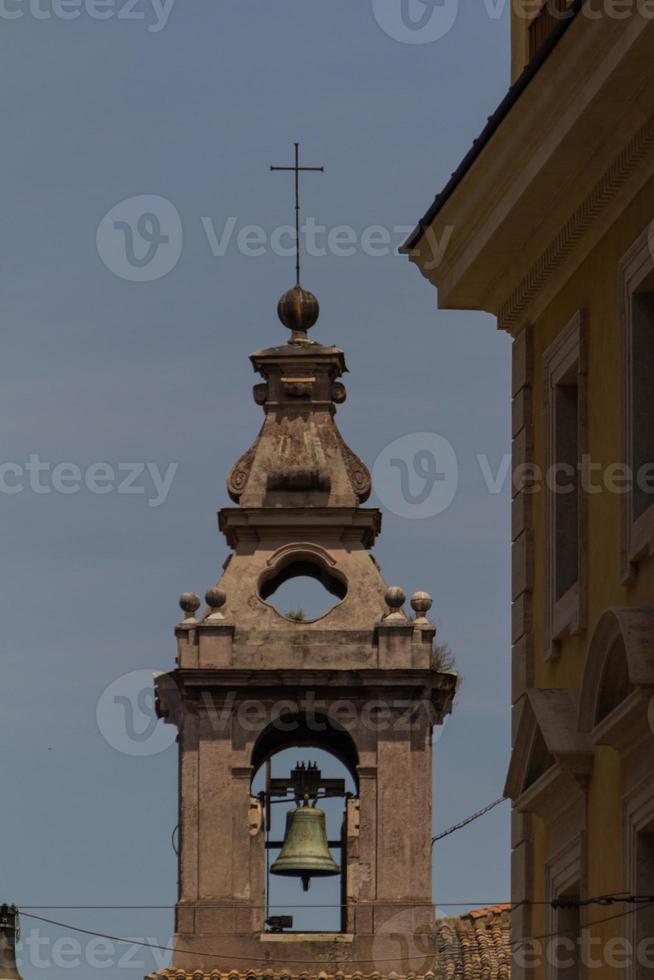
left=227, top=443, right=257, bottom=502
left=336, top=431, right=371, bottom=502
left=331, top=382, right=346, bottom=404
left=253, top=383, right=268, bottom=405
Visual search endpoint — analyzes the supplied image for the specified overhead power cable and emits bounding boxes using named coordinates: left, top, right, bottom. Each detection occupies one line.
left=19, top=893, right=654, bottom=913
left=509, top=900, right=654, bottom=949
left=431, top=796, right=508, bottom=844
left=19, top=902, right=654, bottom=968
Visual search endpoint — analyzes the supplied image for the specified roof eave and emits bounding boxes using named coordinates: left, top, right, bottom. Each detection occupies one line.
left=399, top=0, right=586, bottom=255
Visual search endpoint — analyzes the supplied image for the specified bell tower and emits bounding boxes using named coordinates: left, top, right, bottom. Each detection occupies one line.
left=151, top=176, right=456, bottom=976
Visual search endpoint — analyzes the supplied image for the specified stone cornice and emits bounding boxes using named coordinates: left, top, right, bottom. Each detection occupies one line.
left=174, top=666, right=456, bottom=696
left=408, top=13, right=654, bottom=333
left=498, top=112, right=654, bottom=332
left=218, top=507, right=382, bottom=549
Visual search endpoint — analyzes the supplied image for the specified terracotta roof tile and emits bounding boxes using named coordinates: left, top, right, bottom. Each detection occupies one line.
left=147, top=907, right=512, bottom=980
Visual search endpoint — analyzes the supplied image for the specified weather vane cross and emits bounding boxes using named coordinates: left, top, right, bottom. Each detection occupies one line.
left=271, top=142, right=324, bottom=287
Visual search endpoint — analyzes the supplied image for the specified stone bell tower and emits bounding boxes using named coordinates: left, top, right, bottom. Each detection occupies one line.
left=151, top=281, right=457, bottom=979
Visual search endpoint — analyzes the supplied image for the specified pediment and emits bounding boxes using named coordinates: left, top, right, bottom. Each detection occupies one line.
left=578, top=608, right=654, bottom=753
left=505, top=690, right=593, bottom=818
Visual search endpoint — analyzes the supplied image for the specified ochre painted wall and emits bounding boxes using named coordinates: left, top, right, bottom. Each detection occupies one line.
left=525, top=176, right=654, bottom=976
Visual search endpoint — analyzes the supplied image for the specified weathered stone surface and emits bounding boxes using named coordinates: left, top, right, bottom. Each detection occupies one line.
left=155, top=325, right=457, bottom=977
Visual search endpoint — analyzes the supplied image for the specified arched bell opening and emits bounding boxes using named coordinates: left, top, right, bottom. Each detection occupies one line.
left=251, top=719, right=359, bottom=935
left=258, top=552, right=348, bottom=623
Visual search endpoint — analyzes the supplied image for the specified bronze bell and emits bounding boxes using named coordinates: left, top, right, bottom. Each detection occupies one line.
left=271, top=803, right=340, bottom=891
left=0, top=906, right=22, bottom=980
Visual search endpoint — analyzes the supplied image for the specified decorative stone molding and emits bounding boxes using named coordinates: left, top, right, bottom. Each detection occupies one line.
left=619, top=224, right=654, bottom=582
left=542, top=310, right=587, bottom=659
left=544, top=834, right=585, bottom=980
left=623, top=775, right=654, bottom=980
left=506, top=689, right=593, bottom=823
left=511, top=325, right=534, bottom=705
left=578, top=607, right=654, bottom=754
left=335, top=430, right=371, bottom=503
left=499, top=113, right=654, bottom=332
left=227, top=443, right=258, bottom=503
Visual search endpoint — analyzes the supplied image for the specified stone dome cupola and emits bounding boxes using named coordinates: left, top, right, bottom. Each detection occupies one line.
left=226, top=319, right=370, bottom=509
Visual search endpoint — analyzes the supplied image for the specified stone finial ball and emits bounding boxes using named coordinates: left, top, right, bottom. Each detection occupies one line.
left=277, top=285, right=320, bottom=334
left=205, top=586, right=226, bottom=610
left=411, top=591, right=433, bottom=616
left=385, top=586, right=406, bottom=610
left=179, top=592, right=201, bottom=615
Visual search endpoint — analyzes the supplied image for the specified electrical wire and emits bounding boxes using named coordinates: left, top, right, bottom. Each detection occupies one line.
left=18, top=902, right=654, bottom=968
left=18, top=894, right=654, bottom=912
left=16, top=910, right=465, bottom=966
left=431, top=796, right=507, bottom=843
left=22, top=902, right=508, bottom=911
left=509, top=900, right=654, bottom=949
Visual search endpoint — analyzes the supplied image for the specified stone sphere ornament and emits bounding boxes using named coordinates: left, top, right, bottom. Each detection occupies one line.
left=384, top=586, right=407, bottom=622
left=277, top=284, right=320, bottom=338
left=385, top=586, right=406, bottom=609
left=205, top=587, right=227, bottom=619
left=206, top=586, right=226, bottom=608
left=179, top=592, right=201, bottom=622
left=411, top=591, right=433, bottom=621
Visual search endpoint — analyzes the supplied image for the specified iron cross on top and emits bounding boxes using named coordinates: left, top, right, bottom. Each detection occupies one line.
left=271, top=142, right=324, bottom=286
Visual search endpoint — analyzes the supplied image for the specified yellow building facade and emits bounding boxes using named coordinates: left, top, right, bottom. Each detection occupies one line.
left=403, top=2, right=654, bottom=977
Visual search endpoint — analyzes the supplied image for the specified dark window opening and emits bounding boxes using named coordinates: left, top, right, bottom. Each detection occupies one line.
left=596, top=638, right=633, bottom=725
left=554, top=367, right=579, bottom=601
left=554, top=882, right=580, bottom=980
left=636, top=820, right=654, bottom=980
left=632, top=290, right=654, bottom=521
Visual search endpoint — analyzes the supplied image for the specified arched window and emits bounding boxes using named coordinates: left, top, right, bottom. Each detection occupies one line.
left=258, top=546, right=347, bottom=622
left=251, top=716, right=358, bottom=934
left=596, top=637, right=633, bottom=725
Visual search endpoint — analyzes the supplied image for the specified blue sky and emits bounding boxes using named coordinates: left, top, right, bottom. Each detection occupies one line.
left=1, top=2, right=512, bottom=975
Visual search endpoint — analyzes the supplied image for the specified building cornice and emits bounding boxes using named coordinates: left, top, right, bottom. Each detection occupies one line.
left=401, top=0, right=585, bottom=253
left=405, top=13, right=654, bottom=333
